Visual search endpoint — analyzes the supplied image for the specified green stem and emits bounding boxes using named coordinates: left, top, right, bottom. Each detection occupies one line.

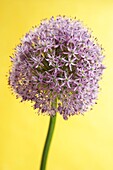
left=40, top=98, right=57, bottom=170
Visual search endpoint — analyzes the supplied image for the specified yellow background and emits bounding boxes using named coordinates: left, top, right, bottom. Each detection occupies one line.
left=0, top=0, right=113, bottom=170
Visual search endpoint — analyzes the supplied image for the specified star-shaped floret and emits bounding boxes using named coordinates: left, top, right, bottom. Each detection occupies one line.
left=58, top=72, right=73, bottom=88
left=62, top=55, right=76, bottom=71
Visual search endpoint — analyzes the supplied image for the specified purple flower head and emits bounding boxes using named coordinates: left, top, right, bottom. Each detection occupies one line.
left=9, top=16, right=105, bottom=120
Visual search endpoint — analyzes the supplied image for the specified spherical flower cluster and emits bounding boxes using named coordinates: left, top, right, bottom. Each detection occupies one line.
left=9, top=16, right=105, bottom=120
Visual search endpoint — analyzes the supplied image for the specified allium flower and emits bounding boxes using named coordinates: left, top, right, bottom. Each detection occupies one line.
left=9, top=16, right=105, bottom=120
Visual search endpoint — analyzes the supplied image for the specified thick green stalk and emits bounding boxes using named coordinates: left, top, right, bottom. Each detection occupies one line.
left=40, top=98, right=57, bottom=170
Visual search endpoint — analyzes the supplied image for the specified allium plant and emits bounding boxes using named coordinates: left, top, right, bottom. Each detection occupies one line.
left=9, top=16, right=105, bottom=170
